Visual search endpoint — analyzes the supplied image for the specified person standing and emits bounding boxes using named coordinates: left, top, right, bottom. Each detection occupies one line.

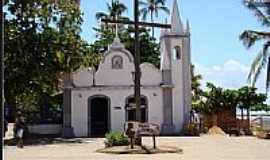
left=4, top=118, right=8, bottom=137
left=14, top=111, right=25, bottom=148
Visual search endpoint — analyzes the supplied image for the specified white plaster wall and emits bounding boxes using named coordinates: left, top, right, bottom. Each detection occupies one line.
left=262, top=117, right=270, bottom=130
left=145, top=88, right=163, bottom=128
left=71, top=87, right=163, bottom=137
left=71, top=91, right=88, bottom=137
left=171, top=38, right=185, bottom=133
left=95, top=51, right=134, bottom=86
left=182, top=37, right=192, bottom=122
left=140, top=63, right=162, bottom=86
left=72, top=67, right=94, bottom=87
left=172, top=60, right=184, bottom=133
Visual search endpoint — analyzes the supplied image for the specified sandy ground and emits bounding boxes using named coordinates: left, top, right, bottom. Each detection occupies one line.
left=3, top=135, right=270, bottom=160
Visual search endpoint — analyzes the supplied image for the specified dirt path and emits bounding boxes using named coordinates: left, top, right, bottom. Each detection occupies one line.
left=4, top=136, right=270, bottom=160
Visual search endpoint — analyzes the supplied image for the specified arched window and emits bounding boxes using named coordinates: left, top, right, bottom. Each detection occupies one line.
left=172, top=46, right=181, bottom=60
left=125, top=96, right=148, bottom=122
left=112, top=55, right=123, bottom=69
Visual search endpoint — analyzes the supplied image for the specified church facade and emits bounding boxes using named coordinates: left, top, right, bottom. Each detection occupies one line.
left=62, top=0, right=192, bottom=137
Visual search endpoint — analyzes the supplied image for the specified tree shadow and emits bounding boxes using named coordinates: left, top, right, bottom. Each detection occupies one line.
left=4, top=134, right=83, bottom=146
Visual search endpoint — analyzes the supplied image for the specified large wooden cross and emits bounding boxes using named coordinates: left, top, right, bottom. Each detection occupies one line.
left=102, top=0, right=171, bottom=122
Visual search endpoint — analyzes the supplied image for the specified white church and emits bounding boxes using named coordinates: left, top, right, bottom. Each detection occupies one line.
left=62, top=0, right=192, bottom=137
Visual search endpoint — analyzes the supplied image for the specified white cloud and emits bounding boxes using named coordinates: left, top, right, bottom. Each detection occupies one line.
left=194, top=59, right=266, bottom=92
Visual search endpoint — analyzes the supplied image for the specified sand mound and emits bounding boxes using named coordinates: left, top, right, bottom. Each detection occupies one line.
left=208, top=126, right=226, bottom=135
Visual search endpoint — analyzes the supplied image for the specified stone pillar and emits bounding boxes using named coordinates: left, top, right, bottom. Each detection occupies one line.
left=62, top=72, right=74, bottom=138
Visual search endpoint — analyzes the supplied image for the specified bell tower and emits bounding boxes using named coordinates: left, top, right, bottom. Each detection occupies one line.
left=160, top=0, right=191, bottom=134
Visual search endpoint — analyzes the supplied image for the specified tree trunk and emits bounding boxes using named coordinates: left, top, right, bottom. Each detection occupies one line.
left=241, top=108, right=244, bottom=120
left=241, top=108, right=244, bottom=130
left=247, top=108, right=250, bottom=129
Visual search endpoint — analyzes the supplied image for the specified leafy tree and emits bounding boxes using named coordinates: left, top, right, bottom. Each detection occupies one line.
left=240, top=0, right=270, bottom=90
left=202, top=83, right=226, bottom=114
left=191, top=64, right=203, bottom=102
left=93, top=0, right=161, bottom=67
left=92, top=26, right=160, bottom=67
left=251, top=103, right=270, bottom=112
left=4, top=0, right=98, bottom=120
left=192, top=83, right=268, bottom=128
left=193, top=83, right=268, bottom=115
left=238, top=86, right=267, bottom=120
left=139, top=0, right=170, bottom=37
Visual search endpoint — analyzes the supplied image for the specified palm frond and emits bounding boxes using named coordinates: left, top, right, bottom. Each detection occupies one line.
left=157, top=6, right=170, bottom=14
left=105, top=0, right=127, bottom=18
left=139, top=1, right=148, bottom=6
left=252, top=59, right=265, bottom=87
left=116, top=3, right=127, bottom=14
left=240, top=30, right=270, bottom=48
left=250, top=41, right=270, bottom=86
left=154, top=8, right=159, bottom=18
left=95, top=12, right=108, bottom=21
left=248, top=51, right=263, bottom=82
left=266, top=57, right=270, bottom=91
left=244, top=0, right=270, bottom=27
left=155, top=0, right=166, bottom=5
left=107, top=2, right=113, bottom=13
left=139, top=8, right=149, bottom=20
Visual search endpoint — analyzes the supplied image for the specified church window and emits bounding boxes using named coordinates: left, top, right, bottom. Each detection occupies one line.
left=112, top=55, right=123, bottom=69
left=173, top=46, right=181, bottom=60
left=125, top=96, right=148, bottom=122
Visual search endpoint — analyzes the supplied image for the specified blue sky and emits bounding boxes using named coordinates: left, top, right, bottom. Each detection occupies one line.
left=79, top=0, right=268, bottom=93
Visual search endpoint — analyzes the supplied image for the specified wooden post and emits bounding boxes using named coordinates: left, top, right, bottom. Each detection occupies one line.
left=153, top=135, right=156, bottom=149
left=130, top=137, right=134, bottom=149
left=134, top=0, right=141, bottom=123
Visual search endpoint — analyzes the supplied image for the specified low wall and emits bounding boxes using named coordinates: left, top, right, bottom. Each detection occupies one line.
left=28, top=124, right=62, bottom=135
left=262, top=117, right=270, bottom=131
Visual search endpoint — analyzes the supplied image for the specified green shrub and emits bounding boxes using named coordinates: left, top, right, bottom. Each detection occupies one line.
left=105, top=132, right=129, bottom=147
left=183, top=123, right=200, bottom=136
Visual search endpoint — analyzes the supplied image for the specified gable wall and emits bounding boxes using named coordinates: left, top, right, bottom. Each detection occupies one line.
left=95, top=51, right=134, bottom=86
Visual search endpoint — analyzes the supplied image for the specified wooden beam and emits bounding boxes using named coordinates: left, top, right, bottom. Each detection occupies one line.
left=101, top=19, right=171, bottom=29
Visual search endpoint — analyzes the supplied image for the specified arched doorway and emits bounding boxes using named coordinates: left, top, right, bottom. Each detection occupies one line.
left=125, top=96, right=148, bottom=122
left=88, top=96, right=110, bottom=137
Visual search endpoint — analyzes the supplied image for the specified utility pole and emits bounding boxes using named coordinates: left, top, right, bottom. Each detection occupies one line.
left=1, top=0, right=4, bottom=147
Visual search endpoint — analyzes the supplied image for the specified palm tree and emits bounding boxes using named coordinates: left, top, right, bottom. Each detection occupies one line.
left=240, top=0, right=270, bottom=90
left=96, top=0, right=127, bottom=20
left=139, top=0, right=170, bottom=37
left=95, top=0, right=127, bottom=31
